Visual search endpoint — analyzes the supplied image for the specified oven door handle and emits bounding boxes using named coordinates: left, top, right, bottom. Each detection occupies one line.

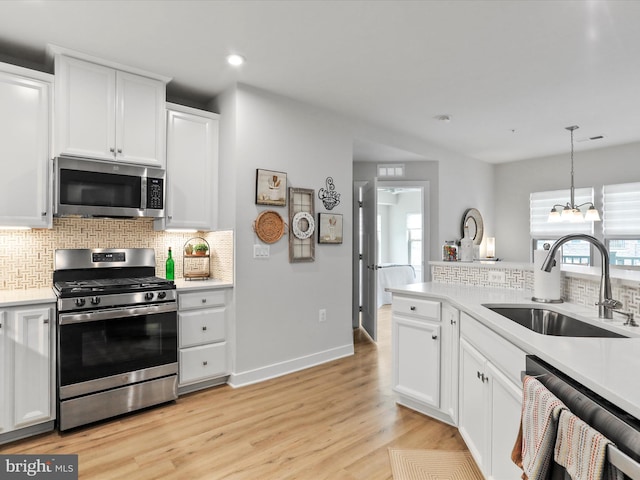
left=59, top=302, right=177, bottom=325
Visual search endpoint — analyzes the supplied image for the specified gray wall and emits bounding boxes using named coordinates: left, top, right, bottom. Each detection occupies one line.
left=218, top=83, right=495, bottom=384
left=220, top=84, right=355, bottom=382
left=495, top=141, right=640, bottom=261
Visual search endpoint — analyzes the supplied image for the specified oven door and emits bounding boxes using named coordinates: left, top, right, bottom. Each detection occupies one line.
left=58, top=303, right=177, bottom=400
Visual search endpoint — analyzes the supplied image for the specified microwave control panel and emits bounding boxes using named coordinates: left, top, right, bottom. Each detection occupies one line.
left=147, top=178, right=164, bottom=209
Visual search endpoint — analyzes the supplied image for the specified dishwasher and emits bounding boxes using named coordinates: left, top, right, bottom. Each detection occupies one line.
left=525, top=356, right=640, bottom=480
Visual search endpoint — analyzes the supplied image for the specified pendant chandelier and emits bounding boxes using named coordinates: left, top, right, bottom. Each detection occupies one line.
left=547, top=125, right=601, bottom=223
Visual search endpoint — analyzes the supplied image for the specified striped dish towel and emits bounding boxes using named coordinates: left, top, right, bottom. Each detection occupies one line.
left=520, top=376, right=567, bottom=480
left=554, top=409, right=624, bottom=480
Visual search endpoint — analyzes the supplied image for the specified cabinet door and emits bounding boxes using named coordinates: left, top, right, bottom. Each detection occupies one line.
left=458, top=338, right=489, bottom=474
left=392, top=316, right=440, bottom=408
left=163, top=106, right=219, bottom=229
left=487, top=362, right=524, bottom=480
left=441, top=304, right=460, bottom=424
left=0, top=311, right=6, bottom=433
left=116, top=71, right=165, bottom=167
left=0, top=67, right=51, bottom=228
left=9, top=307, right=52, bottom=428
left=55, top=55, right=117, bottom=160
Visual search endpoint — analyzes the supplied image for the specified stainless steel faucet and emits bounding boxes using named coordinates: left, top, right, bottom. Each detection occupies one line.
left=541, top=234, right=619, bottom=319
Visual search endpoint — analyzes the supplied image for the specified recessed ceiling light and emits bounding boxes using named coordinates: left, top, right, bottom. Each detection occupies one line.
left=434, top=114, right=452, bottom=123
left=226, top=54, right=245, bottom=66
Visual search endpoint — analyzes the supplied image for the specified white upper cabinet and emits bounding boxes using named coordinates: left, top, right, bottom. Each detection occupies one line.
left=155, top=103, right=219, bottom=231
left=52, top=50, right=169, bottom=167
left=0, top=63, right=52, bottom=228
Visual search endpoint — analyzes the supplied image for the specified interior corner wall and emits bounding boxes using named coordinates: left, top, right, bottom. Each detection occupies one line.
left=228, top=85, right=354, bottom=382
left=494, top=141, right=640, bottom=262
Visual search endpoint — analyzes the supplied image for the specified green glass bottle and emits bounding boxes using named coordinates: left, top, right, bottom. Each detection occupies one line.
left=166, top=247, right=175, bottom=280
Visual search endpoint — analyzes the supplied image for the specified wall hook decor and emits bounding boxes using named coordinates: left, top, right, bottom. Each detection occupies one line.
left=318, top=177, right=341, bottom=210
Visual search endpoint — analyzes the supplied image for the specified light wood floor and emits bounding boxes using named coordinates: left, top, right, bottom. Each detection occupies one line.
left=0, top=306, right=467, bottom=479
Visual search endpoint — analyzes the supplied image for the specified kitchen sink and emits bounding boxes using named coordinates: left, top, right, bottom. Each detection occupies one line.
left=482, top=305, right=627, bottom=338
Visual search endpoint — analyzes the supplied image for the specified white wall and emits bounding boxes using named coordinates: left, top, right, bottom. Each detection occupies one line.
left=495, top=141, right=640, bottom=261
left=222, top=85, right=355, bottom=384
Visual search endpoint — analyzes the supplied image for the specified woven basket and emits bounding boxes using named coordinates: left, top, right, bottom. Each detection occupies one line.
left=254, top=210, right=286, bottom=244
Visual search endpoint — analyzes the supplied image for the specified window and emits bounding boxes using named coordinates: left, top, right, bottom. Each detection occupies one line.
left=377, top=164, right=404, bottom=178
left=603, top=182, right=640, bottom=267
left=407, top=213, right=422, bottom=269
left=535, top=239, right=591, bottom=265
left=530, top=188, right=594, bottom=265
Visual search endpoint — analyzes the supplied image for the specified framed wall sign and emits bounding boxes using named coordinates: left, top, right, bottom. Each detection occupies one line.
left=288, top=187, right=315, bottom=262
left=256, top=169, right=287, bottom=206
left=318, top=213, right=343, bottom=244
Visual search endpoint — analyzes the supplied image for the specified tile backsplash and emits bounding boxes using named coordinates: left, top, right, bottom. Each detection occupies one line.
left=0, top=218, right=234, bottom=290
left=431, top=262, right=640, bottom=316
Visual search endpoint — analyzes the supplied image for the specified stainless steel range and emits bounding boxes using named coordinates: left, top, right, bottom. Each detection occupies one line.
left=53, top=248, right=178, bottom=431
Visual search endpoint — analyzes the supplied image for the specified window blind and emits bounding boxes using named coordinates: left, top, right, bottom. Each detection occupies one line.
left=530, top=188, right=594, bottom=236
left=603, top=182, right=640, bottom=236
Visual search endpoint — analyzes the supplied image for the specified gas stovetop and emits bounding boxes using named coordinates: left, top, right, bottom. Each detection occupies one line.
left=53, top=248, right=177, bottom=312
left=54, top=276, right=174, bottom=297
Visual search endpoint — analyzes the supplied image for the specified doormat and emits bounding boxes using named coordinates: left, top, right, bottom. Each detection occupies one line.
left=388, top=449, right=484, bottom=480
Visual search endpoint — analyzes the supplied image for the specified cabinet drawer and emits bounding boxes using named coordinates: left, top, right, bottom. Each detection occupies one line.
left=179, top=289, right=226, bottom=310
left=179, top=307, right=225, bottom=347
left=392, top=296, right=440, bottom=320
left=179, top=342, right=228, bottom=384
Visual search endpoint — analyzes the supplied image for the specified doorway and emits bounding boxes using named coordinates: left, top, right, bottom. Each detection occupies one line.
left=355, top=179, right=429, bottom=341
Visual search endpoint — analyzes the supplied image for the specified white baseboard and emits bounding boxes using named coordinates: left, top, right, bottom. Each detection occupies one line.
left=227, top=343, right=354, bottom=388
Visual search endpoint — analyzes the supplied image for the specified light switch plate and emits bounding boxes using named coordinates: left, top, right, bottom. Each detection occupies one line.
left=253, top=244, right=270, bottom=258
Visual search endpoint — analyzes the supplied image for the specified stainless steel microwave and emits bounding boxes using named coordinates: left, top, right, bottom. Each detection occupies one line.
left=54, top=156, right=165, bottom=218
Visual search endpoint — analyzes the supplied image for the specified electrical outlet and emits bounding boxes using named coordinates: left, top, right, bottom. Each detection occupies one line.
left=253, top=244, right=270, bottom=258
left=319, top=308, right=326, bottom=322
left=488, top=270, right=506, bottom=284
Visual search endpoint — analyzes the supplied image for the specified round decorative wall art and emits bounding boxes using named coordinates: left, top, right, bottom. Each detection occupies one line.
left=291, top=211, right=315, bottom=239
left=254, top=210, right=286, bottom=244
left=460, top=208, right=484, bottom=245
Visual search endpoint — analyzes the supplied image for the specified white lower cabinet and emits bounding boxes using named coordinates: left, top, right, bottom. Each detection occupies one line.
left=459, top=313, right=525, bottom=480
left=0, top=304, right=56, bottom=444
left=177, top=288, right=230, bottom=394
left=391, top=295, right=459, bottom=425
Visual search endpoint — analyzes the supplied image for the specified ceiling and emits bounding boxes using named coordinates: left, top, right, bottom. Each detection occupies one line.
left=1, top=0, right=640, bottom=164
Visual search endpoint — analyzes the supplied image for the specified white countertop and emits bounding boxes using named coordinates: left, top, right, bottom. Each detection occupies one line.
left=0, top=288, right=56, bottom=307
left=174, top=278, right=233, bottom=291
left=387, top=282, right=640, bottom=420
left=0, top=279, right=233, bottom=308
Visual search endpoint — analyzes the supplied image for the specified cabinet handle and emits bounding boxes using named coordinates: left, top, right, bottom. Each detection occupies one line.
left=432, top=334, right=438, bottom=340
left=110, top=147, right=115, bottom=153
left=201, top=299, right=207, bottom=303
left=168, top=215, right=173, bottom=220
left=41, top=211, right=47, bottom=216
left=203, top=361, right=208, bottom=366
left=117, top=148, right=123, bottom=154
left=410, top=306, right=416, bottom=311
left=450, top=319, right=456, bottom=325
left=43, top=318, right=49, bottom=324
left=202, top=326, right=207, bottom=331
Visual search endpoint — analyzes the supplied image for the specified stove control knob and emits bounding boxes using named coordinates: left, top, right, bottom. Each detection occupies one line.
left=91, top=296, right=101, bottom=306
left=157, top=291, right=167, bottom=300
left=145, top=292, right=154, bottom=301
left=75, top=298, right=86, bottom=307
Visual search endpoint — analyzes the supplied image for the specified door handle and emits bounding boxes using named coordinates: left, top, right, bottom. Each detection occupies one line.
left=432, top=334, right=438, bottom=340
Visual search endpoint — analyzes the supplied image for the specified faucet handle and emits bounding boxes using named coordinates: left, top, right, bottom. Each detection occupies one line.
left=596, top=298, right=623, bottom=309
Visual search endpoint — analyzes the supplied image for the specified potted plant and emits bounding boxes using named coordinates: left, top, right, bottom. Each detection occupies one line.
left=185, top=243, right=194, bottom=255
left=194, top=243, right=209, bottom=256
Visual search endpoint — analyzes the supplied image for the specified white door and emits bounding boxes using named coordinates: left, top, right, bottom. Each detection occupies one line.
left=392, top=316, right=440, bottom=407
left=10, top=307, right=52, bottom=428
left=117, top=71, right=165, bottom=166
left=487, top=362, right=524, bottom=480
left=361, top=179, right=378, bottom=341
left=458, top=338, right=489, bottom=474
